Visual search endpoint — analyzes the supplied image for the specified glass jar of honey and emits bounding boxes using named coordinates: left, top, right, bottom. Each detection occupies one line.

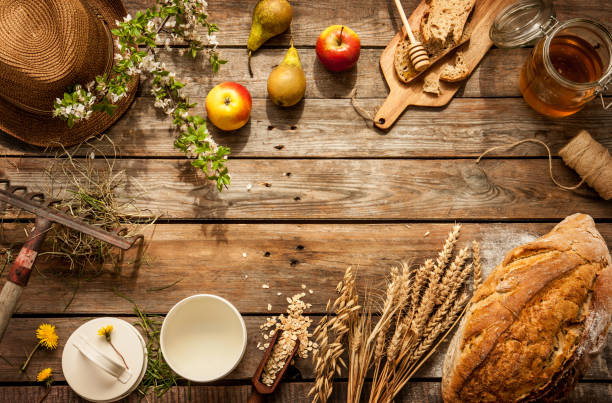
left=490, top=0, right=612, bottom=117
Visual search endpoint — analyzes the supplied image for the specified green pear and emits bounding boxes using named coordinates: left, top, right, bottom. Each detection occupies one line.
left=247, top=0, right=292, bottom=74
left=267, top=43, right=306, bottom=107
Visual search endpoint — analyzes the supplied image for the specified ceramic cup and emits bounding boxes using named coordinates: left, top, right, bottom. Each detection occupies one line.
left=160, top=294, right=247, bottom=382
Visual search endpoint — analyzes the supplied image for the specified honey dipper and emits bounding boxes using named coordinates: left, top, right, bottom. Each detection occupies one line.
left=393, top=0, right=431, bottom=72
left=248, top=329, right=300, bottom=403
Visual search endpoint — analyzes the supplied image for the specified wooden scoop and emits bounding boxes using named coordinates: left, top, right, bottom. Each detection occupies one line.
left=248, top=329, right=300, bottom=403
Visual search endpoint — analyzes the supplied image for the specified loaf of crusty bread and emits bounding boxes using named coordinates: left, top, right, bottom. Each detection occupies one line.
left=442, top=213, right=612, bottom=402
left=421, top=0, right=476, bottom=51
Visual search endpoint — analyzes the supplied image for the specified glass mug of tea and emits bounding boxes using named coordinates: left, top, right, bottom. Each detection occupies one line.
left=490, top=0, right=612, bottom=117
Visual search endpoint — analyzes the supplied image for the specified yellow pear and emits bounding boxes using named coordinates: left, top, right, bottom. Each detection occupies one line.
left=247, top=0, right=292, bottom=74
left=267, top=44, right=306, bottom=107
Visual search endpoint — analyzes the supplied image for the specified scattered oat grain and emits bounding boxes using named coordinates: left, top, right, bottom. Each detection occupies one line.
left=259, top=292, right=314, bottom=386
left=262, top=284, right=269, bottom=289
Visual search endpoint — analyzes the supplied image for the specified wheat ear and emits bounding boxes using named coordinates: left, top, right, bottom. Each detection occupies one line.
left=472, top=240, right=482, bottom=289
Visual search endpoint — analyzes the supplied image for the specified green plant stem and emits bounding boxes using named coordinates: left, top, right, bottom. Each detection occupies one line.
left=20, top=342, right=41, bottom=372
left=109, top=340, right=129, bottom=369
left=38, top=385, right=51, bottom=403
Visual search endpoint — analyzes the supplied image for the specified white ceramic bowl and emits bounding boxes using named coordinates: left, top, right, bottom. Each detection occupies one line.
left=160, top=294, right=247, bottom=382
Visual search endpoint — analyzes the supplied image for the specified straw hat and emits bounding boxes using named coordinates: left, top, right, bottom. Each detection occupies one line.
left=0, top=0, right=138, bottom=147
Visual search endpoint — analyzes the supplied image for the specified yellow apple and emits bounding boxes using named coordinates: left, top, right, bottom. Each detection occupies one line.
left=205, top=82, right=252, bottom=131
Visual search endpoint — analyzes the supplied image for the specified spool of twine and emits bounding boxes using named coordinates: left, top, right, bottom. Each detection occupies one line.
left=559, top=130, right=612, bottom=200
left=476, top=130, right=612, bottom=200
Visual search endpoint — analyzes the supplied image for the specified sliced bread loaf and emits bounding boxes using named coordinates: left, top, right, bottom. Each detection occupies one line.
left=440, top=51, right=469, bottom=82
left=421, top=0, right=476, bottom=51
left=394, top=38, right=416, bottom=83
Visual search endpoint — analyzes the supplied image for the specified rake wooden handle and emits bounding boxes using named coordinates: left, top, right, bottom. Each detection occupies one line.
left=0, top=217, right=51, bottom=342
left=394, top=0, right=431, bottom=72
left=0, top=282, right=23, bottom=341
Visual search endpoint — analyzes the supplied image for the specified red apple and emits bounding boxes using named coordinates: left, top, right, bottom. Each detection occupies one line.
left=316, top=25, right=361, bottom=72
left=205, top=82, right=252, bottom=131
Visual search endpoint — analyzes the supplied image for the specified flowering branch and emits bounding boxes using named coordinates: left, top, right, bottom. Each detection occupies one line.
left=53, top=0, right=231, bottom=191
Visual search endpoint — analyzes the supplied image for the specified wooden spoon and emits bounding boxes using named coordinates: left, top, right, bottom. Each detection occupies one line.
left=248, top=329, right=300, bottom=403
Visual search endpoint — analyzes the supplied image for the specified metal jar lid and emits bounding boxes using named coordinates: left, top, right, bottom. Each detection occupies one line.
left=62, top=317, right=147, bottom=402
left=490, top=0, right=556, bottom=48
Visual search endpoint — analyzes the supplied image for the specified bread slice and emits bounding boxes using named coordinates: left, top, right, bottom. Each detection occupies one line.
left=394, top=38, right=416, bottom=84
left=422, top=71, right=441, bottom=95
left=440, top=51, right=469, bottom=82
left=441, top=214, right=612, bottom=403
left=421, top=0, right=476, bottom=51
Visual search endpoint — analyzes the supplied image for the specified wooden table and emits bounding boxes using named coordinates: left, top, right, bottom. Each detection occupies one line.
left=0, top=0, right=611, bottom=401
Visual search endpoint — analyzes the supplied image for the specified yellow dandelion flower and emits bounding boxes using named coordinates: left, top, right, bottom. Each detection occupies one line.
left=97, top=324, right=113, bottom=341
left=36, top=324, right=58, bottom=350
left=36, top=367, right=52, bottom=382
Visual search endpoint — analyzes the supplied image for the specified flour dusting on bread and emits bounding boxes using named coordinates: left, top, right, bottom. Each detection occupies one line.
left=479, top=229, right=537, bottom=278
left=442, top=214, right=612, bottom=402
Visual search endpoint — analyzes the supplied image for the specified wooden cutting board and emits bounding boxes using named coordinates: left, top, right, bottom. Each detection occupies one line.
left=374, top=0, right=516, bottom=129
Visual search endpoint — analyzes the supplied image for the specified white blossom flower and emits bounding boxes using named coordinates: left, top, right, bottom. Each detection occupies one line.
left=54, top=0, right=228, bottom=189
left=207, top=34, right=219, bottom=47
left=110, top=92, right=125, bottom=103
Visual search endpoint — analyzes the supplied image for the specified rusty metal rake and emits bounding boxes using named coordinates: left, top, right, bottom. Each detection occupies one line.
left=0, top=178, right=143, bottom=342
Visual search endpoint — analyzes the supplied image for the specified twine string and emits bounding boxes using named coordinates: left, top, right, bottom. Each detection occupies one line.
left=476, top=138, right=594, bottom=191
left=560, top=130, right=612, bottom=199
left=350, top=89, right=379, bottom=125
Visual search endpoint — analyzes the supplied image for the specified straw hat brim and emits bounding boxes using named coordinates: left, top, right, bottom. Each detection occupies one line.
left=0, top=0, right=139, bottom=148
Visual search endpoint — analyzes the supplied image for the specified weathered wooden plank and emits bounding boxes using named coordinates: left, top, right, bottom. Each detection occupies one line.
left=1, top=315, right=611, bottom=384
left=0, top=158, right=608, bottom=220
left=124, top=0, right=612, bottom=47
left=0, top=316, right=312, bottom=383
left=137, top=48, right=612, bottom=99
left=1, top=381, right=611, bottom=402
left=1, top=97, right=609, bottom=158
left=143, top=47, right=530, bottom=99
left=0, top=223, right=610, bottom=315
left=1, top=223, right=610, bottom=382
